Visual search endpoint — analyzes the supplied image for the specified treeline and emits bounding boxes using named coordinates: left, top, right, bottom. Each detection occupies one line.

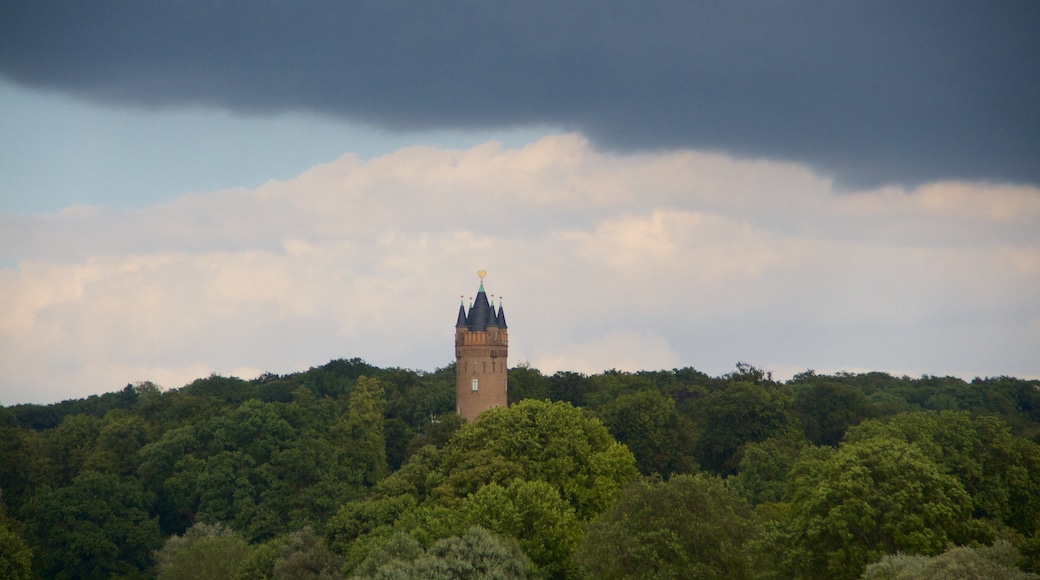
left=1, top=359, right=1039, bottom=579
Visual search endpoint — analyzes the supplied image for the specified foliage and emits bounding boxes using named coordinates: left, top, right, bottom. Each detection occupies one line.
left=507, top=365, right=550, bottom=403
left=25, top=470, right=161, bottom=579
left=271, top=526, right=343, bottom=580
left=593, top=388, right=698, bottom=476
left=730, top=436, right=803, bottom=505
left=3, top=359, right=1040, bottom=579
left=785, top=436, right=976, bottom=579
left=846, top=411, right=1040, bottom=536
left=860, top=553, right=928, bottom=579
left=340, top=376, right=388, bottom=485
left=862, top=541, right=1038, bottom=579
left=692, top=381, right=796, bottom=474
left=0, top=515, right=32, bottom=580
left=792, top=381, right=878, bottom=446
left=234, top=534, right=293, bottom=580
left=575, top=474, right=759, bottom=579
left=351, top=527, right=532, bottom=580
left=327, top=495, right=419, bottom=555
left=436, top=399, right=638, bottom=520
left=156, top=522, right=252, bottom=580
left=1019, top=533, right=1040, bottom=574
left=465, top=480, right=583, bottom=577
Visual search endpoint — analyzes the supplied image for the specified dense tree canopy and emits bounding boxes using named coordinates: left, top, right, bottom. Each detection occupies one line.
left=576, top=474, right=759, bottom=579
left=785, top=436, right=979, bottom=579
left=1, top=359, right=1038, bottom=578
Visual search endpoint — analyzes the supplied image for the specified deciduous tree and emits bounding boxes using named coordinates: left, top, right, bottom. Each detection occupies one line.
left=575, top=474, right=758, bottom=579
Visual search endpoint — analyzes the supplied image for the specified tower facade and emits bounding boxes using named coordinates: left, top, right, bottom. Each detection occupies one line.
left=455, top=272, right=508, bottom=420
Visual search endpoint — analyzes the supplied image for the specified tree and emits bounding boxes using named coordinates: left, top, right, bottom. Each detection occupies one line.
left=546, top=372, right=589, bottom=407
left=353, top=527, right=533, bottom=580
left=339, top=376, right=388, bottom=486
left=862, top=541, right=1038, bottom=579
left=730, top=436, right=803, bottom=506
left=692, top=382, right=796, bottom=474
left=507, top=364, right=549, bottom=404
left=326, top=495, right=419, bottom=556
left=84, top=410, right=149, bottom=476
left=0, top=421, right=48, bottom=511
left=435, top=400, right=638, bottom=520
left=44, top=413, right=102, bottom=485
left=464, top=480, right=583, bottom=577
left=25, top=471, right=161, bottom=579
left=0, top=515, right=32, bottom=580
left=846, top=411, right=1040, bottom=537
left=594, top=389, right=698, bottom=476
left=575, top=474, right=759, bottom=579
left=156, top=522, right=253, bottom=580
left=271, top=527, right=343, bottom=580
left=785, top=436, right=976, bottom=579
left=792, top=381, right=877, bottom=446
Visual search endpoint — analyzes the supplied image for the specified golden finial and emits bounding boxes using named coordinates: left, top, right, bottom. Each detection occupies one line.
left=477, top=269, right=487, bottom=281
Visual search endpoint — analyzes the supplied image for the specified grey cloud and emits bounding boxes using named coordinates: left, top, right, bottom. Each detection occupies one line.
left=1, top=1, right=1038, bottom=187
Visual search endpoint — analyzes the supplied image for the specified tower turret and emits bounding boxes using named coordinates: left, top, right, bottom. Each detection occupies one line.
left=454, top=270, right=508, bottom=420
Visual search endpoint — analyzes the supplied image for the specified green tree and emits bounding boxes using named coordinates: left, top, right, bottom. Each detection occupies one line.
left=136, top=423, right=203, bottom=534
left=350, top=532, right=425, bottom=578
left=25, top=471, right=161, bottom=579
left=846, top=411, right=1040, bottom=536
left=862, top=540, right=1038, bottom=579
left=353, top=527, right=532, bottom=580
left=464, top=480, right=582, bottom=577
left=164, top=450, right=258, bottom=532
left=507, top=364, right=549, bottom=403
left=339, top=376, right=388, bottom=486
left=234, top=533, right=293, bottom=580
left=594, top=389, right=698, bottom=476
left=792, top=381, right=877, bottom=446
left=156, top=522, right=253, bottom=580
left=546, top=372, right=590, bottom=407
left=326, top=495, right=419, bottom=556
left=84, top=410, right=149, bottom=476
left=272, top=527, right=343, bottom=580
left=45, top=413, right=102, bottom=484
left=0, top=515, right=32, bottom=580
left=730, top=436, right=803, bottom=506
left=435, top=400, right=638, bottom=520
left=405, top=413, right=464, bottom=458
left=786, top=436, right=976, bottom=579
left=692, top=382, right=796, bottom=474
left=575, top=474, right=758, bottom=579
left=0, top=422, right=48, bottom=511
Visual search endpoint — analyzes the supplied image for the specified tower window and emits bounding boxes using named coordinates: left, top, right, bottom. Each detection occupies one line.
left=472, top=378, right=479, bottom=392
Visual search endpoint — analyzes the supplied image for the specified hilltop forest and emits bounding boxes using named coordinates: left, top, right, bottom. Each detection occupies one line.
left=2, top=359, right=1040, bottom=579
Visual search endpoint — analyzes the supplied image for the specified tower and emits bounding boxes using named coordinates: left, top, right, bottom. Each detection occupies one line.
left=455, top=270, right=508, bottom=420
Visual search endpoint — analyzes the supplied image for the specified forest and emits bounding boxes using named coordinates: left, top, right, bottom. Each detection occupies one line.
left=2, top=358, right=1039, bottom=579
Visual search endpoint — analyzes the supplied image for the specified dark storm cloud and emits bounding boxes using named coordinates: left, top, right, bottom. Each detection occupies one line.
left=2, top=1, right=1038, bottom=187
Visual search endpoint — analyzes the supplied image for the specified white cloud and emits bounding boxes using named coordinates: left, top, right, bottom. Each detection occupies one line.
left=1, top=134, right=1038, bottom=404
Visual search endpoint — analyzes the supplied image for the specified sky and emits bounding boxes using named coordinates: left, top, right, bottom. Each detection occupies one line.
left=1, top=2, right=1038, bottom=404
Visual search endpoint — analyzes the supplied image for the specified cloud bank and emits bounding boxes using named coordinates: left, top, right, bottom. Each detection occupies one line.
left=2, top=2, right=1038, bottom=187
left=2, top=135, right=1037, bottom=404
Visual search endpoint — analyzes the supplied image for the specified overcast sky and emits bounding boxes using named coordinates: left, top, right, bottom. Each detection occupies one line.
left=1, top=2, right=1038, bottom=404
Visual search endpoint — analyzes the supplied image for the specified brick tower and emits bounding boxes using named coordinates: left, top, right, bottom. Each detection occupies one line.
left=455, top=270, right=508, bottom=420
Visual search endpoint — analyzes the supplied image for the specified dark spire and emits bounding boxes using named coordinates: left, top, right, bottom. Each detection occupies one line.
left=497, top=303, right=507, bottom=328
left=486, top=297, right=499, bottom=328
left=456, top=300, right=468, bottom=327
left=467, top=282, right=492, bottom=332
